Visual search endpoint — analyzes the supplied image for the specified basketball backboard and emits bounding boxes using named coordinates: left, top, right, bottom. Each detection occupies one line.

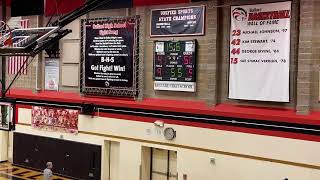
left=7, top=17, right=25, bottom=29
left=0, top=27, right=59, bottom=56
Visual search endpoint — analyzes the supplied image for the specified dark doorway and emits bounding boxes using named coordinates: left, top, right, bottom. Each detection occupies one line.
left=13, top=132, right=101, bottom=180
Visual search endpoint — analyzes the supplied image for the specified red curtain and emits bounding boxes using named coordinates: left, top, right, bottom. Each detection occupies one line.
left=45, top=0, right=192, bottom=16
left=133, top=0, right=189, bottom=6
left=45, top=0, right=85, bottom=16
left=0, top=0, right=11, bottom=6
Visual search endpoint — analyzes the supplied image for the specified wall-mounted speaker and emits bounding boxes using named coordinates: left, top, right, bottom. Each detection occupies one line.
left=81, top=103, right=96, bottom=116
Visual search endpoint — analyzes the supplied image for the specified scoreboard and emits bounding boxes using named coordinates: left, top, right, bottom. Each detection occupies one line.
left=153, top=40, right=197, bottom=92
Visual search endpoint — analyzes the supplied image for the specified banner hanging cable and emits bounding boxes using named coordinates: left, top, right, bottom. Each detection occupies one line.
left=1, top=0, right=6, bottom=98
left=1, top=0, right=6, bottom=128
left=46, top=0, right=63, bottom=27
left=52, top=0, right=113, bottom=27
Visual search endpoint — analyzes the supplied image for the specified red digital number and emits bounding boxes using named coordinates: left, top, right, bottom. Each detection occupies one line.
left=183, top=56, right=191, bottom=65
left=188, top=68, right=193, bottom=77
left=156, top=68, right=162, bottom=76
left=157, top=55, right=163, bottom=64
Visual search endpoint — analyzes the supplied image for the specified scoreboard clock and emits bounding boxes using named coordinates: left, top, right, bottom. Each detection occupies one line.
left=153, top=40, right=197, bottom=92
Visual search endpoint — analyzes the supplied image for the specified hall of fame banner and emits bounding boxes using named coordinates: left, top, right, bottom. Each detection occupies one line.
left=228, top=1, right=291, bottom=102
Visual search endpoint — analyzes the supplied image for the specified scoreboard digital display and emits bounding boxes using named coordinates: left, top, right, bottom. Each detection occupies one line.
left=153, top=40, right=197, bottom=92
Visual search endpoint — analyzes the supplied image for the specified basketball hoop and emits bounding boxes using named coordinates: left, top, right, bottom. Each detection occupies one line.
left=0, top=21, right=13, bottom=47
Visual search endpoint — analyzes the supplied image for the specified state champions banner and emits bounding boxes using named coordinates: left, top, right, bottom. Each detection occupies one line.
left=229, top=2, right=291, bottom=102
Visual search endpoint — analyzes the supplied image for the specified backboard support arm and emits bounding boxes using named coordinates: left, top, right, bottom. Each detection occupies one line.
left=52, top=0, right=113, bottom=28
left=3, top=29, right=72, bottom=96
left=46, top=0, right=112, bottom=57
left=1, top=0, right=7, bottom=129
left=2, top=0, right=114, bottom=95
left=0, top=0, right=114, bottom=131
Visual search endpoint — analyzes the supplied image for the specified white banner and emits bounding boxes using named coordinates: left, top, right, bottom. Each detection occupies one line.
left=45, top=58, right=59, bottom=91
left=229, top=2, right=291, bottom=102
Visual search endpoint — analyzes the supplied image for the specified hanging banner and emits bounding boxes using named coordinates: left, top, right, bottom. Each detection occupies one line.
left=229, top=1, right=291, bottom=102
left=150, top=6, right=205, bottom=37
left=81, top=17, right=138, bottom=97
left=45, top=58, right=59, bottom=91
left=31, top=106, right=79, bottom=134
left=154, top=40, right=197, bottom=92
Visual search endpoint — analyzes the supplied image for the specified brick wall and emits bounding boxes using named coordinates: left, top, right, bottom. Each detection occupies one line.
left=142, top=1, right=218, bottom=103
left=296, top=0, right=320, bottom=114
left=310, top=0, right=320, bottom=112
left=5, top=0, right=320, bottom=115
left=5, top=16, right=40, bottom=91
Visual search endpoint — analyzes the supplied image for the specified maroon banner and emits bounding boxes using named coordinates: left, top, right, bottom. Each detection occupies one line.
left=45, top=0, right=85, bottom=16
left=31, top=106, right=79, bottom=134
left=0, top=0, right=11, bottom=6
left=134, top=0, right=188, bottom=6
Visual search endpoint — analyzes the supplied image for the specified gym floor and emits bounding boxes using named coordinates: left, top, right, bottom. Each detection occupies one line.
left=0, top=162, right=71, bottom=180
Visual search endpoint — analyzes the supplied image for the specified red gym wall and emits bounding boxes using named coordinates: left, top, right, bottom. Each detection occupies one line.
left=11, top=0, right=195, bottom=16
